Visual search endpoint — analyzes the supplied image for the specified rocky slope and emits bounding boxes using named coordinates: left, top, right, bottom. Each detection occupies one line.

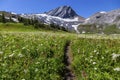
left=84, top=9, right=120, bottom=26
left=20, top=6, right=85, bottom=32
left=46, top=6, right=81, bottom=19
left=1, top=6, right=120, bottom=33
left=78, top=9, right=120, bottom=34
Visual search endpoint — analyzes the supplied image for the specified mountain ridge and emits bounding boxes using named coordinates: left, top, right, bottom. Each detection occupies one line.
left=20, top=5, right=85, bottom=32
left=78, top=9, right=120, bottom=34
left=0, top=6, right=120, bottom=33
left=45, top=6, right=79, bottom=18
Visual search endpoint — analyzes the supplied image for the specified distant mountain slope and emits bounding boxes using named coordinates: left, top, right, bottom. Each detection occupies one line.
left=0, top=11, right=19, bottom=22
left=84, top=9, right=120, bottom=25
left=21, top=6, right=85, bottom=32
left=1, top=7, right=120, bottom=34
left=46, top=6, right=80, bottom=19
left=78, top=9, right=120, bottom=34
left=0, top=11, right=69, bottom=32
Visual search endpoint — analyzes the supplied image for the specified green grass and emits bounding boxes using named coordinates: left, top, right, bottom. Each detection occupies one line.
left=78, top=24, right=120, bottom=34
left=103, top=24, right=120, bottom=34
left=0, top=24, right=120, bottom=80
left=0, top=32, right=71, bottom=80
left=71, top=38, right=120, bottom=80
left=0, top=23, right=68, bottom=33
left=0, top=23, right=38, bottom=32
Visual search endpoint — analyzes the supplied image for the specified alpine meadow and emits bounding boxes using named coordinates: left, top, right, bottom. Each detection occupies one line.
left=0, top=0, right=120, bottom=80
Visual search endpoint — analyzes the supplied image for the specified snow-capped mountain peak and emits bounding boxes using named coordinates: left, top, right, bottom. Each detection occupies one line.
left=45, top=6, right=79, bottom=19
left=21, top=6, right=85, bottom=32
left=100, top=11, right=106, bottom=14
left=84, top=9, right=120, bottom=24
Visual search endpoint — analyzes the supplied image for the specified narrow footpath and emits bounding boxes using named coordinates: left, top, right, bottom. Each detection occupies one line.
left=63, top=41, right=75, bottom=80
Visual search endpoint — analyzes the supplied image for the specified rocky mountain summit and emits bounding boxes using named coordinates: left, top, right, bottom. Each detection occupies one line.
left=46, top=6, right=80, bottom=19
left=78, top=9, right=120, bottom=34
left=21, top=6, right=85, bottom=32
left=84, top=9, right=120, bottom=26
left=0, top=6, right=120, bottom=33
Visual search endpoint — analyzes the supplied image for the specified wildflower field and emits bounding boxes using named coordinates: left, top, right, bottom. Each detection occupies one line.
left=0, top=32, right=120, bottom=80
left=71, top=38, right=120, bottom=80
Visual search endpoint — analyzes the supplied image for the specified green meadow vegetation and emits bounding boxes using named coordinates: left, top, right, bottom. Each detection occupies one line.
left=78, top=24, right=120, bottom=34
left=0, top=32, right=68, bottom=80
left=0, top=23, right=120, bottom=80
left=71, top=38, right=120, bottom=80
left=0, top=23, right=37, bottom=32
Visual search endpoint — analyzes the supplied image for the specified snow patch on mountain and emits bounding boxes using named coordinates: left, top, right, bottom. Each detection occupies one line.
left=85, top=18, right=90, bottom=21
left=11, top=12, right=17, bottom=15
left=36, top=14, right=79, bottom=22
left=100, top=11, right=106, bottom=14
left=21, top=13, right=84, bottom=32
left=72, top=24, right=80, bottom=33
left=12, top=18, right=19, bottom=22
left=20, top=6, right=85, bottom=32
left=5, top=17, right=10, bottom=19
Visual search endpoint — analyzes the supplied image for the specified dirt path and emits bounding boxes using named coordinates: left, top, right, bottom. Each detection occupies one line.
left=63, top=41, right=75, bottom=80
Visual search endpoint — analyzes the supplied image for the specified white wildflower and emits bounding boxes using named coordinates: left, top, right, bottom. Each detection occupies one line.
left=90, top=56, right=93, bottom=58
left=93, top=62, right=96, bottom=65
left=22, top=79, right=25, bottom=80
left=85, top=58, right=88, bottom=61
left=24, top=69, right=28, bottom=74
left=13, top=50, right=16, bottom=53
left=112, top=53, right=120, bottom=60
left=27, top=49, right=30, bottom=51
left=105, top=50, right=109, bottom=53
left=18, top=54, right=23, bottom=58
left=94, top=67, right=97, bottom=70
left=22, top=47, right=26, bottom=49
left=90, top=59, right=93, bottom=62
left=4, top=56, right=7, bottom=59
left=13, top=45, right=16, bottom=48
left=9, top=53, right=15, bottom=57
left=102, top=57, right=104, bottom=59
left=94, top=50, right=97, bottom=53
left=2, top=64, right=6, bottom=66
left=0, top=51, right=3, bottom=55
left=36, top=49, right=38, bottom=51
left=36, top=62, right=40, bottom=64
left=96, top=52, right=99, bottom=55
left=35, top=68, right=38, bottom=72
left=114, top=67, right=120, bottom=71
left=82, top=31, right=86, bottom=34
left=3, top=35, right=7, bottom=38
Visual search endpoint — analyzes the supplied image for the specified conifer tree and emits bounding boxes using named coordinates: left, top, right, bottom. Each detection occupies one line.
left=2, top=13, right=6, bottom=23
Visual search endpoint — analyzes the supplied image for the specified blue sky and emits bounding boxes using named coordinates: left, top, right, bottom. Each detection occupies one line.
left=0, top=0, right=120, bottom=18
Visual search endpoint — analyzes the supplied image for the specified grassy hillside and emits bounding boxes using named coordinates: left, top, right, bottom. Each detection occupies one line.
left=0, top=23, right=120, bottom=80
left=0, top=23, right=38, bottom=32
left=78, top=24, right=120, bottom=34
left=0, top=32, right=69, bottom=80
left=0, top=23, right=68, bottom=33
left=71, top=38, right=120, bottom=79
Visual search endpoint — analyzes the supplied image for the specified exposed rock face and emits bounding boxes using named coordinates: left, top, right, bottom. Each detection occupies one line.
left=20, top=6, right=85, bottom=32
left=84, top=9, right=120, bottom=25
left=1, top=6, right=120, bottom=33
left=46, top=6, right=79, bottom=19
left=78, top=9, right=120, bottom=34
